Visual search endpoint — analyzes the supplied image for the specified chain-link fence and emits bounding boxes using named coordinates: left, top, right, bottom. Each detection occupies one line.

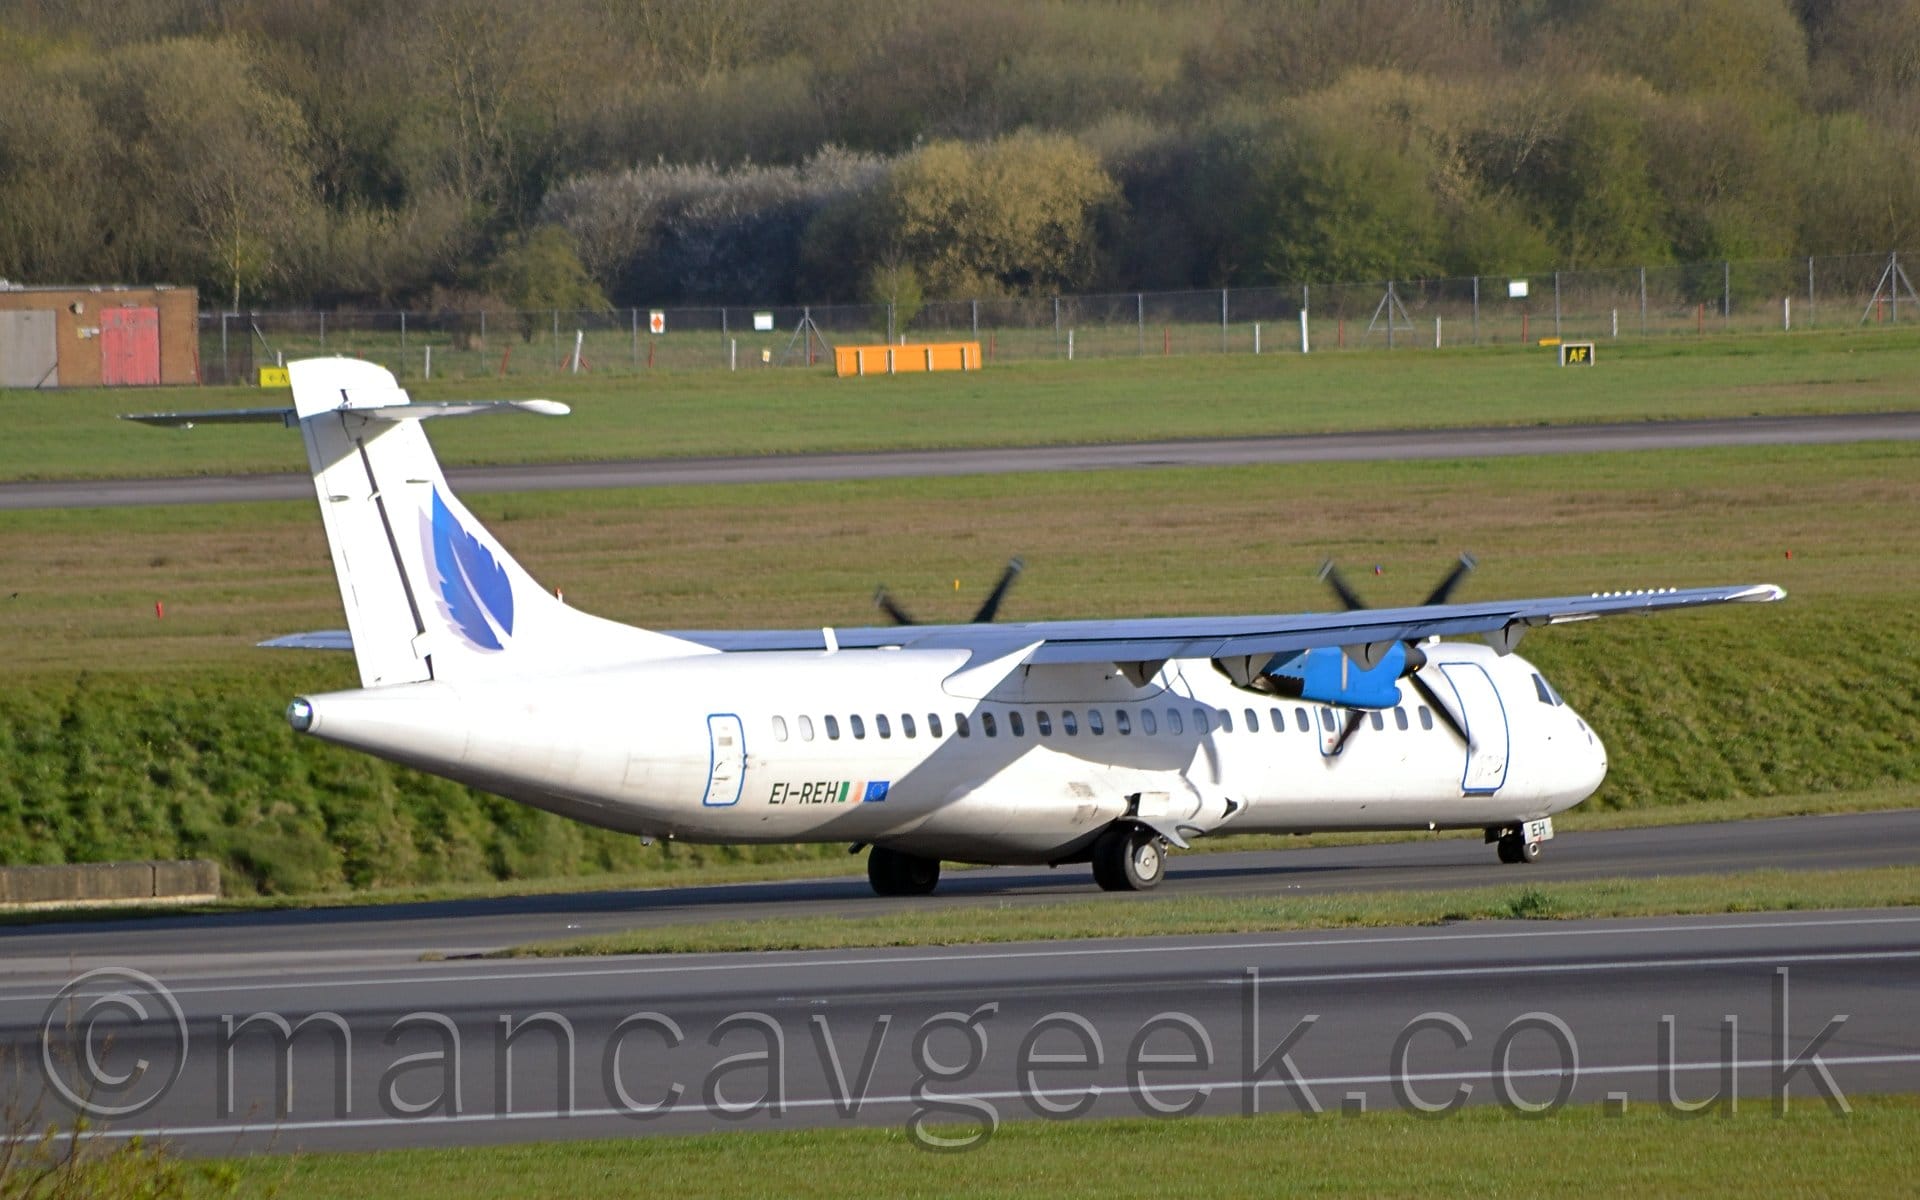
left=200, top=250, right=1920, bottom=385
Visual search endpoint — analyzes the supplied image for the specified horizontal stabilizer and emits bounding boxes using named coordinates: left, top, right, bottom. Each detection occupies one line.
left=121, top=408, right=295, bottom=428
left=121, top=400, right=567, bottom=428
left=260, top=630, right=353, bottom=651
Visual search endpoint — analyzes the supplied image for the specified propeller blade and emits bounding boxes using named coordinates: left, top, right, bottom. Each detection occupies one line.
left=1421, top=553, right=1478, bottom=607
left=874, top=586, right=917, bottom=626
left=1333, top=708, right=1367, bottom=754
left=1318, top=560, right=1369, bottom=612
left=970, top=557, right=1024, bottom=623
left=1409, top=672, right=1471, bottom=745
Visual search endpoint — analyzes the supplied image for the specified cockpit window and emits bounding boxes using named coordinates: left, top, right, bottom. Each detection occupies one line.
left=1532, top=673, right=1565, bottom=706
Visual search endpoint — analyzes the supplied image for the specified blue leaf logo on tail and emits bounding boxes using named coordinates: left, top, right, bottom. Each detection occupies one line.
left=424, top=488, right=514, bottom=651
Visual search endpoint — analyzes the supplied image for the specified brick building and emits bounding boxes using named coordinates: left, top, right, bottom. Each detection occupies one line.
left=0, top=284, right=199, bottom=388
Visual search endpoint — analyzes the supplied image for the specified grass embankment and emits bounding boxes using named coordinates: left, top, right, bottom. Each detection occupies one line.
left=198, top=1096, right=1920, bottom=1199
left=2, top=326, right=1917, bottom=482
left=2, top=440, right=1916, bottom=896
left=500, top=865, right=1920, bottom=957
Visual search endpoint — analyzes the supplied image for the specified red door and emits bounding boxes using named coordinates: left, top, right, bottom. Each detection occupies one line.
left=100, top=306, right=161, bottom=385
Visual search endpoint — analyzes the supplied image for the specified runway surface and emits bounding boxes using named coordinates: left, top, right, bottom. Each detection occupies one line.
left=0, top=810, right=1916, bottom=1151
left=6, top=410, right=1919, bottom=510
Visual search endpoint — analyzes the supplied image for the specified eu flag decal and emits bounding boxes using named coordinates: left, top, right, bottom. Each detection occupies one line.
left=863, top=781, right=891, bottom=803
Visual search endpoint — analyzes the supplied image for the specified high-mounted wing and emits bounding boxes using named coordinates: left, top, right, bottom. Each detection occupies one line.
left=670, top=581, right=1784, bottom=665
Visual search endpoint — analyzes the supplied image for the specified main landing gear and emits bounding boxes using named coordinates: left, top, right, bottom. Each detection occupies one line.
left=868, top=846, right=941, bottom=896
left=1092, top=823, right=1167, bottom=892
left=1489, top=825, right=1544, bottom=865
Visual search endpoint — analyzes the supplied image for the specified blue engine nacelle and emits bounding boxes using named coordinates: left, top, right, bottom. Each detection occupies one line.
left=1264, top=644, right=1409, bottom=709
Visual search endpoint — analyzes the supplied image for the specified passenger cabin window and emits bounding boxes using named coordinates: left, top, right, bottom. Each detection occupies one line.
left=1167, top=708, right=1184, bottom=735
left=875, top=714, right=891, bottom=739
left=928, top=713, right=943, bottom=738
left=1294, top=707, right=1310, bottom=733
left=1141, top=709, right=1157, bottom=735
left=1369, top=711, right=1384, bottom=730
left=954, top=713, right=971, bottom=737
left=825, top=715, right=841, bottom=740
left=1219, top=709, right=1234, bottom=733
left=1115, top=709, right=1132, bottom=735
left=1270, top=707, right=1285, bottom=732
left=982, top=712, right=998, bottom=737
left=773, top=716, right=789, bottom=742
left=902, top=714, right=917, bottom=738
left=798, top=715, right=815, bottom=742
left=1245, top=708, right=1259, bottom=733
left=1394, top=707, right=1409, bottom=731
left=1419, top=706, right=1434, bottom=731
left=1192, top=708, right=1210, bottom=734
left=1009, top=712, right=1026, bottom=737
left=850, top=714, right=866, bottom=739
left=1036, top=710, right=1053, bottom=736
left=1088, top=709, right=1105, bottom=735
left=1062, top=711, right=1079, bottom=736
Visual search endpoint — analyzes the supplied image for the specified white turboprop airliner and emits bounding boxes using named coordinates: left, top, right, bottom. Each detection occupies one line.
left=129, top=358, right=1785, bottom=895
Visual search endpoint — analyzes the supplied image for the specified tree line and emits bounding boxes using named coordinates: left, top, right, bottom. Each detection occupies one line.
left=1, top=0, right=1916, bottom=312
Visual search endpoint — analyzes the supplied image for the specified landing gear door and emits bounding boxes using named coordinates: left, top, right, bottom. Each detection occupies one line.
left=1436, top=663, right=1509, bottom=794
left=704, top=713, right=746, bottom=807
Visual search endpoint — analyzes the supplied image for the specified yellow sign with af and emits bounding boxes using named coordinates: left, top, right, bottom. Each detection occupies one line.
left=1558, top=342, right=1595, bottom=366
left=258, top=367, right=290, bottom=388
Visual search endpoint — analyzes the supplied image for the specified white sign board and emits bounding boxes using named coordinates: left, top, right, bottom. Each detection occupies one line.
left=753, top=311, right=775, bottom=332
left=648, top=310, right=666, bottom=334
left=1507, top=280, right=1529, bottom=299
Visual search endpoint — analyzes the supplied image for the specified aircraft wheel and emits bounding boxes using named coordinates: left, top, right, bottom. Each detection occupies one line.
left=868, top=847, right=941, bottom=896
left=1496, top=830, right=1540, bottom=865
left=1093, top=825, right=1165, bottom=892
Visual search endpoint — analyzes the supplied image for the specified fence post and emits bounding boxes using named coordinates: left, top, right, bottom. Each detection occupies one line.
left=1807, top=256, right=1816, bottom=329
left=1893, top=251, right=1901, bottom=324
left=399, top=311, right=406, bottom=348
left=1553, top=271, right=1562, bottom=340
left=1723, top=261, right=1731, bottom=330
left=1137, top=293, right=1144, bottom=355
left=971, top=298, right=979, bottom=339
left=1053, top=296, right=1060, bottom=350
left=1299, top=307, right=1309, bottom=354
left=1254, top=322, right=1261, bottom=355
left=1387, top=281, right=1396, bottom=352
left=1471, top=275, right=1479, bottom=345
left=220, top=312, right=229, bottom=381
left=1220, top=288, right=1228, bottom=352
left=1639, top=266, right=1647, bottom=337
left=319, top=310, right=326, bottom=349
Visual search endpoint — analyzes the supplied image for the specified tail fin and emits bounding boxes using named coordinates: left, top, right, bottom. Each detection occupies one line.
left=285, top=357, right=702, bottom=686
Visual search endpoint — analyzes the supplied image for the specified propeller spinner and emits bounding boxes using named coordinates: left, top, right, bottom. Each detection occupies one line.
left=1319, top=555, right=1477, bottom=753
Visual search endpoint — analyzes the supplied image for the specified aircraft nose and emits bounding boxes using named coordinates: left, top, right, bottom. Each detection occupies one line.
left=1576, top=715, right=1608, bottom=793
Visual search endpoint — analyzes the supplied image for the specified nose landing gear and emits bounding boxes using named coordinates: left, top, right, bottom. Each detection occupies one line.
left=1488, top=824, right=1545, bottom=864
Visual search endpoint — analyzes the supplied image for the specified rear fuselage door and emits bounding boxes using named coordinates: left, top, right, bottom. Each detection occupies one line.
left=704, top=713, right=746, bottom=807
left=1436, top=663, right=1510, bottom=794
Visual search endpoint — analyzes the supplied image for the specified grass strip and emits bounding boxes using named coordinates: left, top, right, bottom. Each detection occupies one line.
left=493, top=864, right=1920, bottom=958
left=219, top=1094, right=1920, bottom=1200
left=6, top=328, right=1919, bottom=482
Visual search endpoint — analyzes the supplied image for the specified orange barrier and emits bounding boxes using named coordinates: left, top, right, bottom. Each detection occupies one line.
left=834, top=342, right=982, bottom=377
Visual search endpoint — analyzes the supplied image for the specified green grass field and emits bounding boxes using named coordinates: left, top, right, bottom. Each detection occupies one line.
left=61, top=1095, right=1917, bottom=1200
left=2, top=327, right=1917, bottom=481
